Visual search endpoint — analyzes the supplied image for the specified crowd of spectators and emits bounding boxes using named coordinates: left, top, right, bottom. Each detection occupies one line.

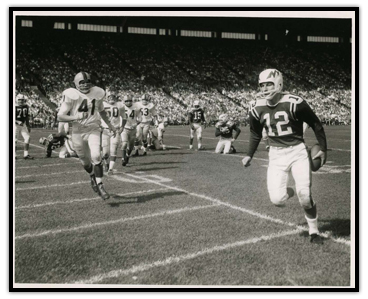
left=15, top=34, right=352, bottom=127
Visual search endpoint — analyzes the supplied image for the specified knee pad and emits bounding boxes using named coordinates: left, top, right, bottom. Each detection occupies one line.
left=297, top=187, right=313, bottom=209
left=24, top=136, right=30, bottom=144
left=269, top=190, right=288, bottom=206
left=91, top=152, right=102, bottom=165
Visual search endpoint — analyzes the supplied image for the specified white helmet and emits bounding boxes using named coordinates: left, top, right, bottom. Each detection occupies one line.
left=193, top=100, right=200, bottom=108
left=142, top=94, right=151, bottom=105
left=16, top=94, right=27, bottom=106
left=218, top=114, right=228, bottom=122
left=39, top=137, right=47, bottom=145
left=124, top=94, right=133, bottom=107
left=258, top=69, right=283, bottom=100
left=107, top=94, right=117, bottom=105
left=74, top=72, right=92, bottom=94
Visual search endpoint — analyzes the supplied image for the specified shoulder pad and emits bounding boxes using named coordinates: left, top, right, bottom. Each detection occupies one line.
left=89, top=86, right=105, bottom=100
left=63, top=88, right=80, bottom=100
left=279, top=94, right=304, bottom=104
left=254, top=99, right=267, bottom=106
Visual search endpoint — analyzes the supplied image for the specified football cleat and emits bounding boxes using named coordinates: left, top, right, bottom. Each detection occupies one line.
left=90, top=174, right=99, bottom=193
left=197, top=146, right=206, bottom=151
left=107, top=169, right=114, bottom=176
left=122, top=159, right=127, bottom=166
left=23, top=155, right=34, bottom=160
left=310, top=233, right=324, bottom=244
left=97, top=183, right=110, bottom=200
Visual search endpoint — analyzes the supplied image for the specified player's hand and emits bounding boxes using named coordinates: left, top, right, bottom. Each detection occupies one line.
left=190, top=125, right=195, bottom=130
left=242, top=156, right=252, bottom=167
left=231, top=138, right=235, bottom=143
left=77, top=112, right=88, bottom=120
left=312, top=150, right=327, bottom=166
left=109, top=126, right=117, bottom=138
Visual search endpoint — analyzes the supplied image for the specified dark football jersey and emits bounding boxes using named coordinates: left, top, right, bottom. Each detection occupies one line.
left=188, top=108, right=205, bottom=124
left=45, top=133, right=67, bottom=157
left=247, top=93, right=327, bottom=157
left=15, top=105, right=29, bottom=125
left=215, top=120, right=241, bottom=139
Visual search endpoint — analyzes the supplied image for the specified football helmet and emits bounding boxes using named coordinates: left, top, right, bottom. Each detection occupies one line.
left=193, top=100, right=200, bottom=109
left=142, top=94, right=151, bottom=105
left=218, top=114, right=229, bottom=122
left=107, top=95, right=117, bottom=105
left=39, top=137, right=47, bottom=146
left=258, top=69, right=283, bottom=100
left=16, top=94, right=26, bottom=106
left=74, top=72, right=92, bottom=94
left=124, top=95, right=133, bottom=107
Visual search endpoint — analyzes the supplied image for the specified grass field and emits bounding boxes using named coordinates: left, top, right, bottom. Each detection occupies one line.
left=13, top=125, right=353, bottom=287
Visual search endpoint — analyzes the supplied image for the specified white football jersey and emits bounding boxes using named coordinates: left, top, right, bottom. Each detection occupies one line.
left=101, top=101, right=124, bottom=128
left=138, top=102, right=157, bottom=122
left=123, top=103, right=142, bottom=129
left=62, top=87, right=105, bottom=127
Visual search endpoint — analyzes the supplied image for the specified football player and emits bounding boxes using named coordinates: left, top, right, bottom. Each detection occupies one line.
left=133, top=94, right=158, bottom=156
left=57, top=72, right=117, bottom=200
left=101, top=95, right=124, bottom=174
left=215, top=114, right=241, bottom=154
left=188, top=100, right=207, bottom=150
left=242, top=69, right=327, bottom=243
left=149, top=118, right=169, bottom=150
left=39, top=132, right=77, bottom=158
left=120, top=94, right=142, bottom=166
left=15, top=94, right=34, bottom=159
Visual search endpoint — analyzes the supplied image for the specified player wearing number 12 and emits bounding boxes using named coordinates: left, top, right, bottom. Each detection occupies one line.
left=58, top=72, right=117, bottom=200
left=242, top=69, right=327, bottom=243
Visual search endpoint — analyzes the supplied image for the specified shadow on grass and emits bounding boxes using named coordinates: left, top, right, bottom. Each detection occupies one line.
left=298, top=218, right=350, bottom=240
left=136, top=161, right=187, bottom=166
left=15, top=180, right=36, bottom=184
left=108, top=190, right=185, bottom=207
left=132, top=166, right=180, bottom=172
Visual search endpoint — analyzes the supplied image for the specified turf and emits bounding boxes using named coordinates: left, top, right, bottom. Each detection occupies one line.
left=13, top=125, right=353, bottom=287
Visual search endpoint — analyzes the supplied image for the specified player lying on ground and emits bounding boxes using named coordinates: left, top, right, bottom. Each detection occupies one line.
left=242, top=69, right=327, bottom=244
left=148, top=118, right=169, bottom=150
left=39, top=132, right=77, bottom=158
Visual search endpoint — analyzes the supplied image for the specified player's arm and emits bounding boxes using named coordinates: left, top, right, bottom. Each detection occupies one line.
left=242, top=111, right=263, bottom=167
left=232, top=126, right=241, bottom=142
left=58, top=101, right=86, bottom=122
left=99, top=110, right=117, bottom=134
left=215, top=127, right=222, bottom=137
left=297, top=101, right=327, bottom=165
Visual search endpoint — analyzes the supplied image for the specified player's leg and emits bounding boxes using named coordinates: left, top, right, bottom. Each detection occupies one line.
left=101, top=130, right=110, bottom=172
left=290, top=144, right=320, bottom=241
left=88, top=130, right=109, bottom=200
left=108, top=133, right=120, bottom=173
left=21, top=126, right=33, bottom=159
left=64, top=138, right=77, bottom=157
left=215, top=140, right=225, bottom=154
left=15, top=125, right=20, bottom=159
left=196, top=125, right=204, bottom=150
left=189, top=127, right=195, bottom=150
left=157, top=130, right=166, bottom=150
left=141, top=124, right=150, bottom=155
left=133, top=124, right=142, bottom=156
left=267, top=148, right=292, bottom=206
left=153, top=137, right=160, bottom=150
left=223, top=140, right=232, bottom=154
left=72, top=131, right=99, bottom=194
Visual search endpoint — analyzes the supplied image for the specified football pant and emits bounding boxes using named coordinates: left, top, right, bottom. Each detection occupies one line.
left=267, top=143, right=312, bottom=208
left=215, top=138, right=232, bottom=154
left=58, top=122, right=70, bottom=135
left=190, top=123, right=203, bottom=139
left=16, top=124, right=30, bottom=144
left=72, top=128, right=102, bottom=166
left=121, top=128, right=137, bottom=150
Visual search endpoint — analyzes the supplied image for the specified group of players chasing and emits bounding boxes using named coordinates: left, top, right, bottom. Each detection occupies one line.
left=15, top=68, right=327, bottom=243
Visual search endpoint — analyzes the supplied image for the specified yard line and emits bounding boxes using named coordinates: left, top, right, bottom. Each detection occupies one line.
left=16, top=181, right=90, bottom=191
left=201, top=150, right=268, bottom=162
left=15, top=188, right=169, bottom=210
left=16, top=162, right=80, bottom=169
left=16, top=170, right=84, bottom=179
left=123, top=173, right=350, bottom=246
left=15, top=204, right=219, bottom=240
left=72, top=228, right=302, bottom=284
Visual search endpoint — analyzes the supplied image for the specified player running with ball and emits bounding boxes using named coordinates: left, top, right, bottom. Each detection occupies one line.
left=242, top=69, right=327, bottom=243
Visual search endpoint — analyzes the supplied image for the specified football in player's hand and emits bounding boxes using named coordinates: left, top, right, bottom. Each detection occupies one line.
left=310, top=144, right=322, bottom=172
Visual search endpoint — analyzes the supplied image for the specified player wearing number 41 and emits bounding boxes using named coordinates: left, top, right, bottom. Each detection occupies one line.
left=188, top=100, right=207, bottom=150
left=242, top=69, right=327, bottom=243
left=57, top=72, right=118, bottom=200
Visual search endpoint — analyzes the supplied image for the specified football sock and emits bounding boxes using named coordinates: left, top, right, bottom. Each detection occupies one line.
left=24, top=150, right=29, bottom=157
left=122, top=149, right=127, bottom=160
left=84, top=164, right=94, bottom=175
left=189, top=145, right=193, bottom=149
left=304, top=200, right=317, bottom=219
left=94, top=163, right=103, bottom=180
left=305, top=215, right=319, bottom=235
